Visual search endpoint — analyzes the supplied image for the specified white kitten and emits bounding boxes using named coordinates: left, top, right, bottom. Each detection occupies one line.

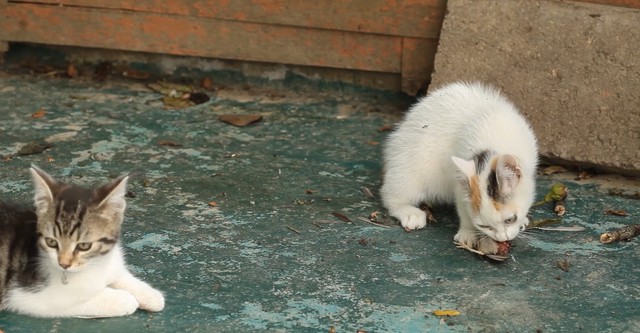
left=2, top=166, right=165, bottom=318
left=380, top=82, right=538, bottom=254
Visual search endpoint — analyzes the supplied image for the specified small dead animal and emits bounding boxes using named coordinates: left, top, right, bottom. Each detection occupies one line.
left=455, top=241, right=511, bottom=262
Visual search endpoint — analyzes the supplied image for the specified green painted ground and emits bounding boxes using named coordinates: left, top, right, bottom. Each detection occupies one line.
left=0, top=59, right=639, bottom=332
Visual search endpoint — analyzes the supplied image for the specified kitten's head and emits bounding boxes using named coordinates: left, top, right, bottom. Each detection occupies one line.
left=452, top=151, right=535, bottom=242
left=30, top=166, right=129, bottom=272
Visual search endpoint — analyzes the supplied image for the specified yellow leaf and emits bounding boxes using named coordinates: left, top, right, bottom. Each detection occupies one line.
left=432, top=309, right=461, bottom=317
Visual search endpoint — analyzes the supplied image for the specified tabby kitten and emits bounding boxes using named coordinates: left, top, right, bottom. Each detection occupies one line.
left=0, top=166, right=164, bottom=317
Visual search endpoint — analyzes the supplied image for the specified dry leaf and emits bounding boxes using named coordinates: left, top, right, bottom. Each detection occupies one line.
left=93, top=61, right=112, bottom=81
left=367, top=141, right=380, bottom=145
left=67, top=63, right=78, bottom=78
left=17, top=142, right=53, bottom=156
left=575, top=170, right=593, bottom=180
left=604, top=209, right=628, bottom=216
left=432, top=309, right=461, bottom=317
left=32, top=108, right=46, bottom=119
left=201, top=77, right=214, bottom=90
left=162, top=96, right=195, bottom=109
left=331, top=212, right=352, bottom=223
left=361, top=186, right=374, bottom=198
left=539, top=165, right=567, bottom=175
left=122, top=68, right=150, bottom=80
left=218, top=114, right=263, bottom=127
left=305, top=189, right=317, bottom=194
left=208, top=201, right=218, bottom=207
left=378, top=124, right=393, bottom=132
left=158, top=140, right=183, bottom=148
left=556, top=259, right=570, bottom=272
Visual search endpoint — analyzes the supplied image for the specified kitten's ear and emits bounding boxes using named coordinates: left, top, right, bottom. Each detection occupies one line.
left=496, top=154, right=521, bottom=197
left=95, top=175, right=129, bottom=211
left=30, top=165, right=58, bottom=208
left=451, top=156, right=476, bottom=179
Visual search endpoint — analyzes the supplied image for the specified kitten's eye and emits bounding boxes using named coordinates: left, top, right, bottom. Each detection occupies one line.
left=504, top=215, right=518, bottom=224
left=76, top=242, right=92, bottom=251
left=477, top=224, right=492, bottom=230
left=44, top=237, right=58, bottom=248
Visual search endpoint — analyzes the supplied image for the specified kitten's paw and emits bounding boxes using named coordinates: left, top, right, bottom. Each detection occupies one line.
left=392, top=206, right=427, bottom=231
left=100, top=289, right=139, bottom=317
left=134, top=287, right=165, bottom=312
left=454, top=230, right=479, bottom=249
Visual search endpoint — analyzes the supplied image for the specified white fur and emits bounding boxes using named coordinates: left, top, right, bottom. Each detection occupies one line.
left=5, top=245, right=164, bottom=318
left=381, top=82, right=538, bottom=252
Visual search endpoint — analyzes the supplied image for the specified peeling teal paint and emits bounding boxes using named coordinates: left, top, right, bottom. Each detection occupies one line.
left=0, top=61, right=639, bottom=333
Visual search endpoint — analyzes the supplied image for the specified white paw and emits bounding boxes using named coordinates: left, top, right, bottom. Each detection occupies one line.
left=134, top=287, right=165, bottom=312
left=102, top=289, right=139, bottom=317
left=393, top=206, right=427, bottom=231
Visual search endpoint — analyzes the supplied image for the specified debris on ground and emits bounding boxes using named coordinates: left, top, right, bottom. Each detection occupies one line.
left=31, top=108, right=46, bottom=118
left=575, top=170, right=593, bottom=181
left=539, top=165, right=568, bottom=175
left=148, top=81, right=210, bottom=109
left=201, top=77, right=214, bottom=90
left=600, top=224, right=640, bottom=244
left=17, top=142, right=53, bottom=156
left=93, top=61, right=112, bottom=81
left=556, top=258, right=570, bottom=272
left=121, top=67, right=150, bottom=80
left=67, top=63, right=78, bottom=78
left=158, top=140, right=183, bottom=148
left=331, top=212, right=352, bottom=223
left=604, top=209, right=629, bottom=217
left=528, top=218, right=562, bottom=229
left=218, top=114, right=263, bottom=127
left=361, top=186, right=374, bottom=198
left=533, top=183, right=568, bottom=216
left=432, top=309, right=461, bottom=317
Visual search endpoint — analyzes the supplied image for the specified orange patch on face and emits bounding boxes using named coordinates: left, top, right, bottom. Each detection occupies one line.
left=492, top=199, right=503, bottom=211
left=469, top=175, right=482, bottom=213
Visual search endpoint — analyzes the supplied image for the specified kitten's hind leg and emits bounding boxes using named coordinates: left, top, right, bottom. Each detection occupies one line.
left=388, top=204, right=428, bottom=231
left=111, top=272, right=165, bottom=312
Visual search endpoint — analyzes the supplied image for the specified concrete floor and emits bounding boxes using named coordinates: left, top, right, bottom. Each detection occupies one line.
left=0, top=56, right=639, bottom=332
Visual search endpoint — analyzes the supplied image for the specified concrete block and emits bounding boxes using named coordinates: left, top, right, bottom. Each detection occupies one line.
left=430, top=0, right=640, bottom=176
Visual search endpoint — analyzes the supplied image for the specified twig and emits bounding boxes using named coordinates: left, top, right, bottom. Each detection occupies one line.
left=527, top=218, right=562, bottom=229
left=535, top=226, right=585, bottom=232
left=356, top=217, right=391, bottom=228
left=286, top=225, right=301, bottom=234
left=600, top=224, right=640, bottom=243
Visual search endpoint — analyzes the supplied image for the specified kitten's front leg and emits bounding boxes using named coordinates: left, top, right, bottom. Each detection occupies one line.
left=388, top=204, right=427, bottom=231
left=111, top=271, right=165, bottom=312
left=61, top=288, right=139, bottom=318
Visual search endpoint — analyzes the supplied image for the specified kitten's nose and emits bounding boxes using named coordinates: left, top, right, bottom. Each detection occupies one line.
left=59, top=263, right=71, bottom=269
